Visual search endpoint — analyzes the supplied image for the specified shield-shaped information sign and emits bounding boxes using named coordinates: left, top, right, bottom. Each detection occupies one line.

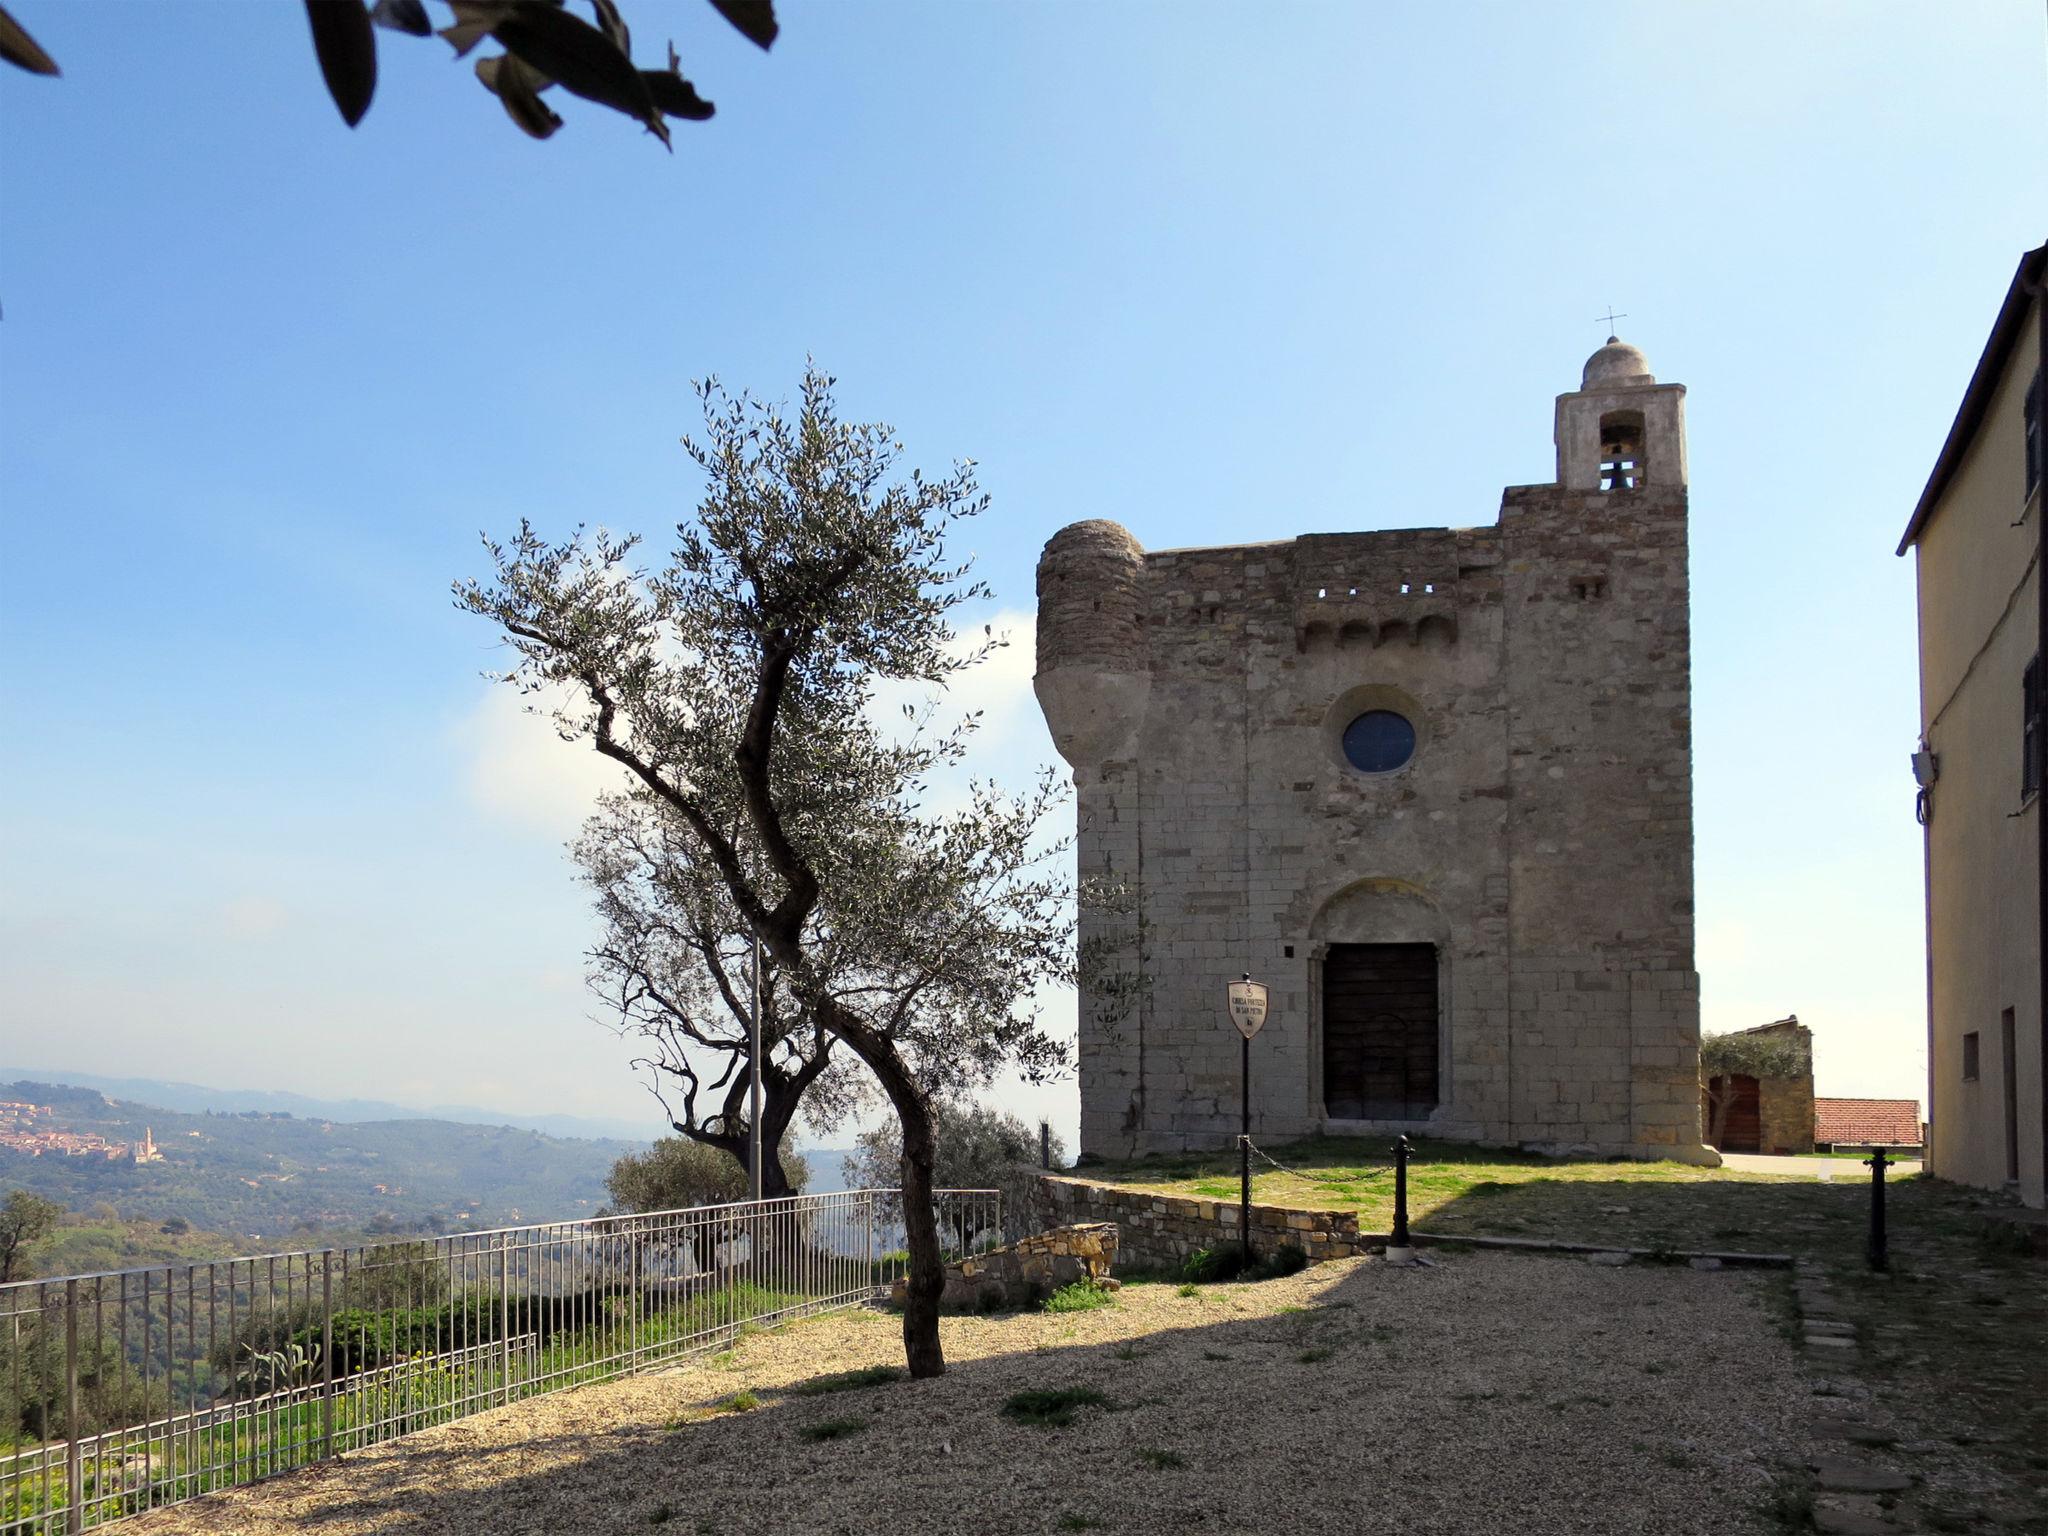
left=1226, top=979, right=1270, bottom=1040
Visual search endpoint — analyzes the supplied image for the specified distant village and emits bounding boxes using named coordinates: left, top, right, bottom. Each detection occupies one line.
left=0, top=1100, right=162, bottom=1164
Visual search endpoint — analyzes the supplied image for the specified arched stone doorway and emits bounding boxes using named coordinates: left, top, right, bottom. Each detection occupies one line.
left=1308, top=880, right=1451, bottom=1126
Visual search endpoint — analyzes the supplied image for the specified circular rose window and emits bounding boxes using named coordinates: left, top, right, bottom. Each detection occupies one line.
left=1341, top=709, right=1416, bottom=774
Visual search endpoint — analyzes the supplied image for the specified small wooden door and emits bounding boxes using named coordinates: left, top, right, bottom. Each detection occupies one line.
left=1706, top=1074, right=1761, bottom=1152
left=1323, top=942, right=1439, bottom=1120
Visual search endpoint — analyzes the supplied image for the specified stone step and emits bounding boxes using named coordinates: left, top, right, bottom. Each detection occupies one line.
left=1809, top=1458, right=1914, bottom=1494
left=1813, top=1504, right=1893, bottom=1535
left=1810, top=1417, right=1897, bottom=1447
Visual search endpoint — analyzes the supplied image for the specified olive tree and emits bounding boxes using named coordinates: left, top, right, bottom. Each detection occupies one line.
left=579, top=792, right=867, bottom=1198
left=605, top=1134, right=808, bottom=1215
left=1699, top=1029, right=1810, bottom=1150
left=0, top=1190, right=61, bottom=1283
left=456, top=366, right=1073, bottom=1377
left=845, top=1094, right=1066, bottom=1245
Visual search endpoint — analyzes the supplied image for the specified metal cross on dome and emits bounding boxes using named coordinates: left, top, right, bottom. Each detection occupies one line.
left=1595, top=307, right=1628, bottom=334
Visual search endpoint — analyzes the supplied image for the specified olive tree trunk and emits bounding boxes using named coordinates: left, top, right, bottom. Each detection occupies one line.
left=823, top=1004, right=946, bottom=1376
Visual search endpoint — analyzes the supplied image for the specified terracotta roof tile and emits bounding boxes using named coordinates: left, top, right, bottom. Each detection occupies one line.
left=1814, top=1098, right=1922, bottom=1146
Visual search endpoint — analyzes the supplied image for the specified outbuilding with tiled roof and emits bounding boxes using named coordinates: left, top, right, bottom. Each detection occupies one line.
left=1815, top=1098, right=1923, bottom=1149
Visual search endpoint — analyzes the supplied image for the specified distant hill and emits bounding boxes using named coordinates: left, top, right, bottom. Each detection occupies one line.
left=0, top=1079, right=643, bottom=1240
left=801, top=1147, right=858, bottom=1193
left=0, top=1066, right=659, bottom=1143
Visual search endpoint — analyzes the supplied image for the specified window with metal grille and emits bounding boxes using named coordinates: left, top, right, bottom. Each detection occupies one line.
left=2024, top=655, right=2043, bottom=799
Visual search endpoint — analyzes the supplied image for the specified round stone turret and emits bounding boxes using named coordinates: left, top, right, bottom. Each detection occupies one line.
left=1034, top=519, right=1150, bottom=769
left=1581, top=335, right=1655, bottom=389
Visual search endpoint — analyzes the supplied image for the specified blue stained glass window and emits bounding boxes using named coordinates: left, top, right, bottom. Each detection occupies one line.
left=1342, top=710, right=1416, bottom=773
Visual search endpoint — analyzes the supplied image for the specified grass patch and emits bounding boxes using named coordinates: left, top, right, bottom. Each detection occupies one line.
left=1200, top=1350, right=1231, bottom=1362
left=646, top=1505, right=674, bottom=1525
left=1136, top=1447, right=1186, bottom=1470
left=1763, top=1472, right=1815, bottom=1531
left=800, top=1416, right=867, bottom=1442
left=790, top=1365, right=902, bottom=1396
left=1001, top=1386, right=1109, bottom=1428
left=714, top=1391, right=760, bottom=1415
left=1297, top=1347, right=1334, bottom=1364
left=1055, top=1517, right=1103, bottom=1532
left=1043, top=1280, right=1116, bottom=1314
left=1175, top=1282, right=1200, bottom=1298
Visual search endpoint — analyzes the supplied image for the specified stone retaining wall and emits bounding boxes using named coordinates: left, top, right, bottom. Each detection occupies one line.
left=1033, top=1175, right=1368, bottom=1270
left=890, top=1222, right=1119, bottom=1312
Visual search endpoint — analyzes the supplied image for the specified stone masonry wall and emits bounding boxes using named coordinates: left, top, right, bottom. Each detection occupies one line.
left=891, top=1222, right=1119, bottom=1312
left=1034, top=1175, right=1367, bottom=1271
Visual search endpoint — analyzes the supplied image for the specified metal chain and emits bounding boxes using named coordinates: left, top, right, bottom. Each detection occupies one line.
left=1241, top=1136, right=1392, bottom=1188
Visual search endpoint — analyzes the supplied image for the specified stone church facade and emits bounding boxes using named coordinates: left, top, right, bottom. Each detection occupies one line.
left=1035, top=339, right=1712, bottom=1162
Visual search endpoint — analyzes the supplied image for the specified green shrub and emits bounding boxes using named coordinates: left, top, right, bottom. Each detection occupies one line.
left=791, top=1365, right=902, bottom=1396
left=801, top=1416, right=867, bottom=1441
left=1258, top=1245, right=1308, bottom=1279
left=714, top=1391, right=759, bottom=1414
left=1001, top=1386, right=1108, bottom=1428
left=1180, top=1243, right=1306, bottom=1284
left=1180, top=1246, right=1246, bottom=1284
left=1042, top=1280, right=1115, bottom=1314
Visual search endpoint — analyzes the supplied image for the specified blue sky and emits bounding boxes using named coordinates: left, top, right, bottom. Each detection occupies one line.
left=1, top=2, right=2043, bottom=1147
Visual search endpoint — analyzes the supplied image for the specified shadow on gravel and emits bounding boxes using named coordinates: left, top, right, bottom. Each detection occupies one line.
left=1420, top=1172, right=2048, bottom=1534
left=157, top=1251, right=1815, bottom=1536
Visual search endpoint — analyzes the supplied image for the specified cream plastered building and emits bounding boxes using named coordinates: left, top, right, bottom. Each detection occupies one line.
left=1899, top=241, right=2047, bottom=1210
left=1036, top=340, right=1715, bottom=1164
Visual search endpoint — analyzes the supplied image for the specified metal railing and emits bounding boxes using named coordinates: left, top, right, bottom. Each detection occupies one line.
left=0, top=1186, right=1001, bottom=1534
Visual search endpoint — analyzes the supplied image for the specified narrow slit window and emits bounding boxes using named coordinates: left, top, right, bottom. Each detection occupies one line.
left=2025, top=367, right=2042, bottom=500
left=2024, top=655, right=2043, bottom=800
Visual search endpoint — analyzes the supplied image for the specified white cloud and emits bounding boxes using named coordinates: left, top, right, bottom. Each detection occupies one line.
left=868, top=607, right=1060, bottom=809
left=215, top=897, right=289, bottom=940
left=454, top=682, right=632, bottom=840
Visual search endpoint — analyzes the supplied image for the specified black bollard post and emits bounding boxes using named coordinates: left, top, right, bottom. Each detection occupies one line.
left=1040, top=1120, right=1052, bottom=1171
left=1391, top=1135, right=1411, bottom=1253
left=1239, top=1032, right=1254, bottom=1269
left=1865, top=1146, right=1890, bottom=1271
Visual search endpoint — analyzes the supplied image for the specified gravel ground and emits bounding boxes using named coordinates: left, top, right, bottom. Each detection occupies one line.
left=121, top=1252, right=1809, bottom=1536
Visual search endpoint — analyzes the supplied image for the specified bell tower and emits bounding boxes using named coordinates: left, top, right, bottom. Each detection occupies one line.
left=1554, top=335, right=1688, bottom=493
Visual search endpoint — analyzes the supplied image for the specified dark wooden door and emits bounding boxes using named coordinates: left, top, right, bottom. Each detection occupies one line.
left=1323, top=942, right=1438, bottom=1120
left=1706, top=1074, right=1761, bottom=1152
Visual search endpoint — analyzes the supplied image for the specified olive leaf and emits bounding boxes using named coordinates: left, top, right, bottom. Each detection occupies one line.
left=303, top=0, right=378, bottom=127
left=642, top=40, right=713, bottom=123
left=490, top=0, right=668, bottom=145
left=439, top=0, right=508, bottom=58
left=590, top=0, right=629, bottom=55
left=369, top=0, right=433, bottom=38
left=477, top=52, right=563, bottom=138
left=0, top=3, right=59, bottom=75
left=707, top=0, right=776, bottom=51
